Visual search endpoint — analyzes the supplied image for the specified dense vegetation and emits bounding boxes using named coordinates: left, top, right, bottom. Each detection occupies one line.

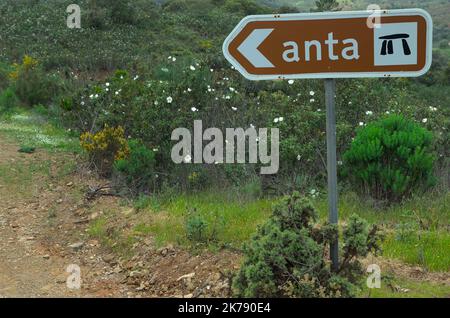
left=0, top=0, right=448, bottom=297
left=0, top=0, right=448, bottom=197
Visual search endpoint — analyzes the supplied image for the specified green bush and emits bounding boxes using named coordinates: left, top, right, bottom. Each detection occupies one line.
left=185, top=211, right=209, bottom=243
left=343, top=115, right=435, bottom=202
left=233, top=192, right=382, bottom=298
left=14, top=69, right=58, bottom=107
left=10, top=56, right=59, bottom=107
left=0, top=88, right=18, bottom=113
left=110, top=0, right=137, bottom=25
left=114, top=139, right=156, bottom=195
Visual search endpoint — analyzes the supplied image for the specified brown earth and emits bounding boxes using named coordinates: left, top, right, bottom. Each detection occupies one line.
left=0, top=134, right=448, bottom=298
left=0, top=135, right=238, bottom=298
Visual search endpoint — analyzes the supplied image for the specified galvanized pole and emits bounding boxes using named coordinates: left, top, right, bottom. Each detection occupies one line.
left=325, top=78, right=339, bottom=272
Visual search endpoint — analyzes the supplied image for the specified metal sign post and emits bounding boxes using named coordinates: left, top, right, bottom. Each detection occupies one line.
left=325, top=79, right=339, bottom=271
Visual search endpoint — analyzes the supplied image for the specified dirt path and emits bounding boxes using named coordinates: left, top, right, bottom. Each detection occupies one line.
left=0, top=135, right=237, bottom=298
left=0, top=137, right=132, bottom=297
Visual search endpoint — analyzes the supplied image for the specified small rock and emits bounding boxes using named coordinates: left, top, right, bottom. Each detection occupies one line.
left=66, top=182, right=73, bottom=187
left=113, top=265, right=123, bottom=273
left=43, top=254, right=50, bottom=259
left=177, top=272, right=195, bottom=281
left=103, top=254, right=117, bottom=265
left=56, top=274, right=67, bottom=284
left=57, top=199, right=63, bottom=204
left=69, top=242, right=84, bottom=251
left=183, top=293, right=193, bottom=298
left=129, top=270, right=143, bottom=278
left=158, top=247, right=168, bottom=257
left=122, top=208, right=134, bottom=216
left=89, top=212, right=99, bottom=220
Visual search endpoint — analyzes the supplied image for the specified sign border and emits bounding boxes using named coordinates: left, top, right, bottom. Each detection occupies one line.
left=223, top=9, right=433, bottom=81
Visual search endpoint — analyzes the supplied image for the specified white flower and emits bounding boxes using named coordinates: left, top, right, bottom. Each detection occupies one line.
left=210, top=69, right=214, bottom=72
left=274, top=118, right=279, bottom=123
left=225, top=95, right=231, bottom=100
left=250, top=124, right=255, bottom=128
left=288, top=80, right=294, bottom=85
left=184, top=154, right=192, bottom=163
left=385, top=111, right=390, bottom=114
left=338, top=161, right=343, bottom=166
left=359, top=122, right=364, bottom=126
left=366, top=110, right=373, bottom=116
left=153, top=148, right=158, bottom=152
left=154, top=101, right=159, bottom=106
left=348, top=101, right=352, bottom=105
left=278, top=117, right=284, bottom=122
left=310, top=98, right=315, bottom=103
left=429, top=106, right=437, bottom=112
left=168, top=56, right=172, bottom=59
left=89, top=94, right=94, bottom=99
left=120, top=75, right=124, bottom=80
left=310, top=91, right=315, bottom=96
left=317, top=109, right=321, bottom=112
left=231, top=107, right=237, bottom=111
left=166, top=96, right=173, bottom=104
left=310, top=189, right=317, bottom=195
left=190, top=65, right=196, bottom=71
left=422, top=118, right=428, bottom=123
left=172, top=57, right=176, bottom=62
left=94, top=94, right=99, bottom=98
left=297, top=155, right=301, bottom=161
left=191, top=107, right=198, bottom=112
left=106, top=88, right=109, bottom=92
left=133, top=75, right=139, bottom=80
left=106, top=82, right=110, bottom=87
left=115, top=91, right=119, bottom=95
left=81, top=101, right=85, bottom=106
left=229, top=87, right=235, bottom=92
left=187, top=88, right=192, bottom=92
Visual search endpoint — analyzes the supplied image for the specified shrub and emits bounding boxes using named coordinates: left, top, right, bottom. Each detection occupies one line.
left=110, top=0, right=137, bottom=25
left=343, top=115, right=435, bottom=202
left=0, top=62, right=11, bottom=91
left=9, top=55, right=58, bottom=107
left=233, top=192, right=382, bottom=298
left=185, top=211, right=209, bottom=243
left=80, top=125, right=129, bottom=176
left=0, top=88, right=18, bottom=113
left=114, top=139, right=156, bottom=195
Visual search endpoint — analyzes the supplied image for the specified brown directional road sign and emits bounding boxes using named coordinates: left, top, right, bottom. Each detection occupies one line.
left=223, top=9, right=432, bottom=80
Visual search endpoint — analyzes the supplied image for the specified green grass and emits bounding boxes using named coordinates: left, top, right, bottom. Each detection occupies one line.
left=133, top=191, right=274, bottom=248
left=87, top=214, right=136, bottom=258
left=359, top=277, right=450, bottom=298
left=383, top=231, right=450, bottom=272
left=0, top=109, right=80, bottom=153
left=0, top=159, right=52, bottom=195
left=313, top=191, right=450, bottom=230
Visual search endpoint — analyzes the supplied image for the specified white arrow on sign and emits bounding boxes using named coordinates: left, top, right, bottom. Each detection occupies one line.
left=237, top=28, right=274, bottom=68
